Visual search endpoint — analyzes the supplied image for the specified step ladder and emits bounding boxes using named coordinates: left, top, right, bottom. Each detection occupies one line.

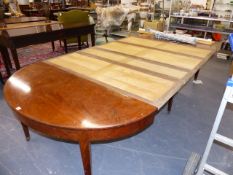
left=183, top=78, right=233, bottom=175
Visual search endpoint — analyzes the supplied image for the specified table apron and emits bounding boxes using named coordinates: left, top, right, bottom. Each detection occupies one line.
left=13, top=110, right=157, bottom=143
left=9, top=25, right=95, bottom=48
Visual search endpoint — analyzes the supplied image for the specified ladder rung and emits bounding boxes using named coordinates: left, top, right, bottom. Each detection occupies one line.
left=215, top=134, right=233, bottom=148
left=204, top=164, right=229, bottom=175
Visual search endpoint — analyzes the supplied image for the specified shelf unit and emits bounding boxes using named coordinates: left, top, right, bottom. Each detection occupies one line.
left=171, top=24, right=233, bottom=35
left=168, top=0, right=233, bottom=38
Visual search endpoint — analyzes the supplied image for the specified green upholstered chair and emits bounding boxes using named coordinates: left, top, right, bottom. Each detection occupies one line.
left=58, top=10, right=89, bottom=52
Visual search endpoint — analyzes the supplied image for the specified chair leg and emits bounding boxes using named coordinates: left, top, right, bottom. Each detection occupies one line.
left=91, top=33, right=95, bottom=47
left=78, top=36, right=82, bottom=50
left=51, top=41, right=55, bottom=52
left=59, top=40, right=62, bottom=47
left=63, top=39, right=68, bottom=53
left=86, top=41, right=89, bottom=48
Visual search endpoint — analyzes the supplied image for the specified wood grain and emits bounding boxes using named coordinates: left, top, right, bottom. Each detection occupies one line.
left=118, top=37, right=212, bottom=58
left=47, top=37, right=214, bottom=108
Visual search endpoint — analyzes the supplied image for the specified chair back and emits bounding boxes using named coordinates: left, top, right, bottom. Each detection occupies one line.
left=58, top=10, right=89, bottom=43
left=58, top=10, right=89, bottom=27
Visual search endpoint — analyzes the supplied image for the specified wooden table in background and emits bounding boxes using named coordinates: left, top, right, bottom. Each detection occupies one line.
left=2, top=17, right=47, bottom=24
left=22, top=9, right=40, bottom=17
left=4, top=37, right=214, bottom=175
left=0, top=17, right=45, bottom=83
left=0, top=22, right=95, bottom=80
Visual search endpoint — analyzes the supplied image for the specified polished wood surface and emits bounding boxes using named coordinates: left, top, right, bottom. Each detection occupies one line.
left=0, top=21, right=60, bottom=30
left=3, top=37, right=214, bottom=175
left=2, top=17, right=46, bottom=24
left=4, top=62, right=156, bottom=134
left=4, top=62, right=157, bottom=175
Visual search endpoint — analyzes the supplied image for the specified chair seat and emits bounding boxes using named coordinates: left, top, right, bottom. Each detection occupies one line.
left=58, top=10, right=90, bottom=52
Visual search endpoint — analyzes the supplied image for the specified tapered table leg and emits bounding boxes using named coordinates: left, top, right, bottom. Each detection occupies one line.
left=0, top=46, right=12, bottom=76
left=79, top=141, right=92, bottom=175
left=0, top=46, right=12, bottom=69
left=194, top=70, right=200, bottom=81
left=167, top=96, right=173, bottom=112
left=10, top=48, right=20, bottom=70
left=21, top=122, right=30, bottom=141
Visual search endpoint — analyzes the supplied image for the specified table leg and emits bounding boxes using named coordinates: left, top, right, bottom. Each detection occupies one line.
left=10, top=48, right=20, bottom=70
left=167, top=96, right=173, bottom=112
left=0, top=47, right=12, bottom=69
left=194, top=70, right=200, bottom=81
left=91, top=33, right=95, bottom=47
left=0, top=46, right=12, bottom=76
left=21, top=122, right=30, bottom=141
left=79, top=141, right=92, bottom=175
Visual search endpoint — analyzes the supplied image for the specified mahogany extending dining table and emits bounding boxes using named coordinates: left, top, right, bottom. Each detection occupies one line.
left=3, top=37, right=215, bottom=175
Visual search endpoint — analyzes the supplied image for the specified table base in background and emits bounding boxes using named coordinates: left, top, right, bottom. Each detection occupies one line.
left=0, top=23, right=95, bottom=79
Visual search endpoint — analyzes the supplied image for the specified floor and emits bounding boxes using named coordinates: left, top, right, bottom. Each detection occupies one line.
left=0, top=55, right=233, bottom=175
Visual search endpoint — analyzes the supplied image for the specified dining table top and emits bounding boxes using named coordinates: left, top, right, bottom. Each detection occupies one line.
left=4, top=37, right=214, bottom=132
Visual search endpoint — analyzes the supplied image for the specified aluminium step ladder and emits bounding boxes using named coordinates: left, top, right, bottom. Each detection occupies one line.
left=183, top=78, right=233, bottom=175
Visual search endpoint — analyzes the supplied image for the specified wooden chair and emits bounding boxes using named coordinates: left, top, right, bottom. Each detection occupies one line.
left=57, top=10, right=89, bottom=53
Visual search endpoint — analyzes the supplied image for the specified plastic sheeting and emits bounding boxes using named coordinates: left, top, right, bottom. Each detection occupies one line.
left=149, top=29, right=197, bottom=45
